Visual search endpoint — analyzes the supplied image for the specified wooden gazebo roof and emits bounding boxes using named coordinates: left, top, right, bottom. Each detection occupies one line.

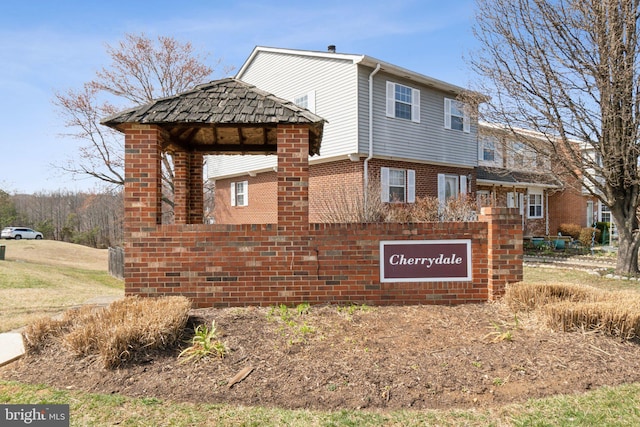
left=101, top=78, right=325, bottom=155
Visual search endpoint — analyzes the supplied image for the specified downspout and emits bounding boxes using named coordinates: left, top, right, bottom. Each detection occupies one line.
left=545, top=190, right=549, bottom=235
left=364, top=63, right=382, bottom=210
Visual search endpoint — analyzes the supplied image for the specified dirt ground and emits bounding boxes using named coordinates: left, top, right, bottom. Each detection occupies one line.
left=3, top=302, right=640, bottom=411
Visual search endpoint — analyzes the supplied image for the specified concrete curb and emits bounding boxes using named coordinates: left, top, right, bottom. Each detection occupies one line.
left=0, top=333, right=25, bottom=368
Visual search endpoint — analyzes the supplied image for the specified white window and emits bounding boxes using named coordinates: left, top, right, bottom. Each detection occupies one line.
left=437, top=173, right=468, bottom=207
left=527, top=189, right=543, bottom=219
left=294, top=90, right=316, bottom=113
left=444, top=98, right=470, bottom=133
left=381, top=167, right=415, bottom=203
left=386, top=82, right=420, bottom=123
left=599, top=201, right=611, bottom=223
left=478, top=136, right=502, bottom=166
left=230, top=181, right=248, bottom=207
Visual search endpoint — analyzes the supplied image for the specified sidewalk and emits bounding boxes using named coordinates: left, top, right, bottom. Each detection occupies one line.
left=0, top=295, right=122, bottom=368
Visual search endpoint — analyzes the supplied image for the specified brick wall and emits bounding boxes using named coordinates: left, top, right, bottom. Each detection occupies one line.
left=214, top=158, right=475, bottom=224
left=125, top=123, right=522, bottom=308
left=123, top=212, right=520, bottom=308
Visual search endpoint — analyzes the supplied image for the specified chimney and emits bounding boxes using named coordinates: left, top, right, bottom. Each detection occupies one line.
left=327, top=45, right=336, bottom=53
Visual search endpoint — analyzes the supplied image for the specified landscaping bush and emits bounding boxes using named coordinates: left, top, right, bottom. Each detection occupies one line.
left=22, top=296, right=191, bottom=368
left=506, top=283, right=640, bottom=341
left=505, top=283, right=601, bottom=311
left=558, top=223, right=582, bottom=240
left=579, top=227, right=601, bottom=247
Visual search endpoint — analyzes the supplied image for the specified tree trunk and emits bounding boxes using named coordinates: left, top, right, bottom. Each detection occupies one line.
left=611, top=204, right=640, bottom=274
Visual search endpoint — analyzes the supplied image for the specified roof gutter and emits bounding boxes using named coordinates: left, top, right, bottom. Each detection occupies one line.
left=364, top=63, right=382, bottom=210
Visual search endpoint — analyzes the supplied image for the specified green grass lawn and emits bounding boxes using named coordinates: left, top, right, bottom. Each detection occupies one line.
left=0, top=258, right=123, bottom=332
left=1, top=379, right=639, bottom=426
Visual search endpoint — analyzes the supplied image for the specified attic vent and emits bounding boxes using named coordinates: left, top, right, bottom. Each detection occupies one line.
left=328, top=45, right=336, bottom=53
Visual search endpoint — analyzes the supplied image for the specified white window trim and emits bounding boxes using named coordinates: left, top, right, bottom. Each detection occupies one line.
left=230, top=181, right=249, bottom=207
left=527, top=189, right=543, bottom=219
left=386, top=81, right=420, bottom=123
left=381, top=167, right=416, bottom=203
left=437, top=173, right=467, bottom=207
left=444, top=98, right=470, bottom=133
left=478, top=136, right=502, bottom=166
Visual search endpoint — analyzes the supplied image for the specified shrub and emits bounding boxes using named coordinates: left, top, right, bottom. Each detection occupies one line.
left=558, top=223, right=582, bottom=240
left=545, top=298, right=640, bottom=340
left=506, top=283, right=640, bottom=341
left=579, top=227, right=601, bottom=247
left=505, top=283, right=600, bottom=311
left=23, top=296, right=191, bottom=369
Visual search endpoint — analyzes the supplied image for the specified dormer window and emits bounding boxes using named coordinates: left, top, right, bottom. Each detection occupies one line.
left=386, top=82, right=420, bottom=123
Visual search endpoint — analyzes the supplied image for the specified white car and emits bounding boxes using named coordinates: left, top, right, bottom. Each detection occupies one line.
left=1, top=227, right=44, bottom=240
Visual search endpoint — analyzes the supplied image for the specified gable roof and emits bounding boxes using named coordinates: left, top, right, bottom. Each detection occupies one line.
left=101, top=78, right=325, bottom=156
left=236, top=46, right=472, bottom=96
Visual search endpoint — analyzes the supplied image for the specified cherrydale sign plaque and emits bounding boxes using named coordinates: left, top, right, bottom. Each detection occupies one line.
left=380, top=239, right=472, bottom=282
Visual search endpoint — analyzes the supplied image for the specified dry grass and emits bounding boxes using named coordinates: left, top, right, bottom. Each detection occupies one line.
left=506, top=282, right=640, bottom=341
left=23, top=296, right=191, bottom=368
left=0, top=239, right=108, bottom=270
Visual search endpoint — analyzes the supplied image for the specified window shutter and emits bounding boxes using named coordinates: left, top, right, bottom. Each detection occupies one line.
left=407, top=170, right=416, bottom=203
left=437, top=173, right=446, bottom=207
left=495, top=140, right=504, bottom=166
left=411, top=89, right=420, bottom=123
left=478, top=139, right=484, bottom=161
left=444, top=98, right=452, bottom=129
left=381, top=167, right=390, bottom=202
left=230, top=182, right=236, bottom=206
left=242, top=181, right=249, bottom=206
left=463, top=109, right=470, bottom=133
left=507, top=192, right=515, bottom=208
left=386, top=82, right=395, bottom=118
left=519, top=193, right=524, bottom=215
left=459, top=174, right=467, bottom=195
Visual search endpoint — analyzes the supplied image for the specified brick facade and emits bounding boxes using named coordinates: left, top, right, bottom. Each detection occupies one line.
left=124, top=123, right=522, bottom=308
left=214, top=158, right=476, bottom=224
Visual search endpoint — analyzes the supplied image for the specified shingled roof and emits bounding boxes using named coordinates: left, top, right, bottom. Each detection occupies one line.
left=101, top=78, right=325, bottom=156
left=476, top=166, right=562, bottom=188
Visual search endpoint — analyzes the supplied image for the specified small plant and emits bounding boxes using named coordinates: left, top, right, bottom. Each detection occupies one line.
left=471, top=361, right=483, bottom=368
left=178, top=320, right=227, bottom=363
left=493, top=377, right=505, bottom=386
left=296, top=302, right=311, bottom=316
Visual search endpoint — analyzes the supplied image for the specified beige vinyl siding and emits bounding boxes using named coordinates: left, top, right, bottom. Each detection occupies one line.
left=207, top=50, right=359, bottom=179
left=357, top=68, right=477, bottom=167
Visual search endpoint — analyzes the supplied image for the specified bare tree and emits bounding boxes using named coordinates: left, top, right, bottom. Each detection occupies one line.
left=470, top=0, right=640, bottom=274
left=54, top=33, right=226, bottom=215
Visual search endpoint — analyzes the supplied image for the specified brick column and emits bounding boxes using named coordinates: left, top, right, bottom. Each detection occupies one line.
left=277, top=124, right=310, bottom=230
left=123, top=124, right=163, bottom=296
left=173, top=150, right=188, bottom=224
left=479, top=207, right=523, bottom=300
left=123, top=124, right=163, bottom=229
left=189, top=152, right=204, bottom=224
left=173, top=150, right=204, bottom=225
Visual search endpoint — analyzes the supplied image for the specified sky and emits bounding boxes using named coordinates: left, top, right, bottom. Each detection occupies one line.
left=0, top=0, right=480, bottom=194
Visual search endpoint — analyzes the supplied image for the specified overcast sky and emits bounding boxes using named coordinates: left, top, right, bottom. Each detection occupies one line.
left=0, top=0, right=479, bottom=194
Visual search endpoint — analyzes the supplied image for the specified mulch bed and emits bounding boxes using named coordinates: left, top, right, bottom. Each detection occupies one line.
left=2, top=302, right=640, bottom=410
